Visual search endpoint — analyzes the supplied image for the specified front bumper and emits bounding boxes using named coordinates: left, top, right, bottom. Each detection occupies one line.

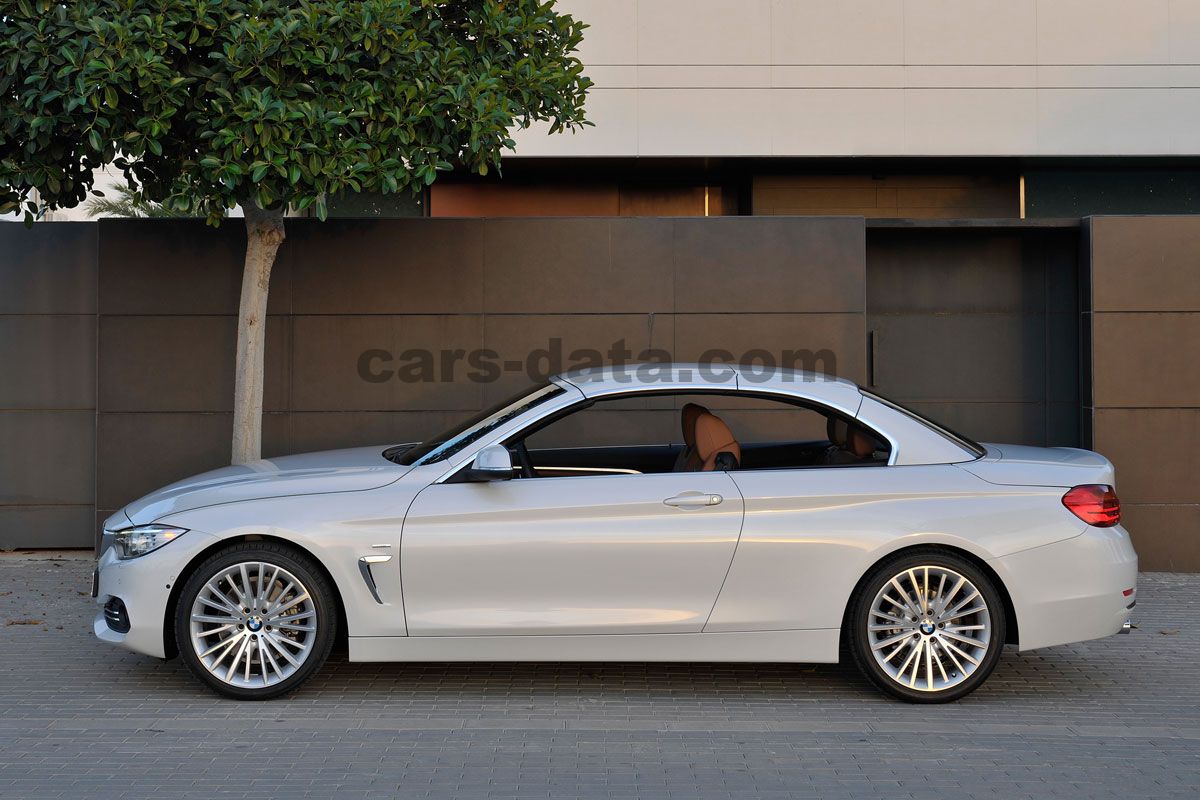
left=93, top=528, right=217, bottom=659
left=991, top=523, right=1138, bottom=651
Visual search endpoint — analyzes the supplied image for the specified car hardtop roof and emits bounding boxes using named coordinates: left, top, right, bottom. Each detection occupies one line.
left=556, top=362, right=860, bottom=399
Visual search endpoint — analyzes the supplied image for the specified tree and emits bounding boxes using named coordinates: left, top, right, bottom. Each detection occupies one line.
left=1, top=0, right=590, bottom=463
left=85, top=183, right=187, bottom=218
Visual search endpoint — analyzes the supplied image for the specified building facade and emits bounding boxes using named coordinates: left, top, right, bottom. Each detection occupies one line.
left=2, top=1, right=1199, bottom=569
left=435, top=0, right=1200, bottom=219
left=518, top=0, right=1200, bottom=159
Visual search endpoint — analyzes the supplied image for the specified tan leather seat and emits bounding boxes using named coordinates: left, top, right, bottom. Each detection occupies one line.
left=827, top=416, right=848, bottom=449
left=847, top=425, right=876, bottom=459
left=693, top=411, right=741, bottom=471
left=673, top=402, right=709, bottom=471
left=825, top=417, right=879, bottom=464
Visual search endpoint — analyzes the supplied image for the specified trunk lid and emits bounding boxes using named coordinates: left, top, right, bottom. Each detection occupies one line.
left=957, top=443, right=1116, bottom=488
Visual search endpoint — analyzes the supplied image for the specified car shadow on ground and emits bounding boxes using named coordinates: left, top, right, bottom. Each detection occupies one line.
left=105, top=643, right=1120, bottom=710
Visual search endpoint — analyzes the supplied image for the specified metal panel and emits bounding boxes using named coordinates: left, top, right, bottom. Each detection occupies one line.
left=0, top=223, right=96, bottom=314
left=1090, top=215, right=1200, bottom=571
left=0, top=223, right=97, bottom=546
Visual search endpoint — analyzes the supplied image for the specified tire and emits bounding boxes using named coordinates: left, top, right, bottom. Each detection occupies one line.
left=174, top=542, right=337, bottom=700
left=847, top=549, right=1006, bottom=703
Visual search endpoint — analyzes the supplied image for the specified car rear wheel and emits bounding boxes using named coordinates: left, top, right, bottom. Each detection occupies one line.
left=175, top=542, right=336, bottom=700
left=848, top=550, right=1006, bottom=703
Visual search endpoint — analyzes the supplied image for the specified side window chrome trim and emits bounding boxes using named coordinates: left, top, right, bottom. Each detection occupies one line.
left=435, top=385, right=898, bottom=479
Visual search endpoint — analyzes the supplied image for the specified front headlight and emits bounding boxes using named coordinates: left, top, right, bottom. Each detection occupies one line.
left=111, top=525, right=188, bottom=560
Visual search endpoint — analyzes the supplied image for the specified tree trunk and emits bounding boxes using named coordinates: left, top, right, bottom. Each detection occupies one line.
left=232, top=205, right=286, bottom=465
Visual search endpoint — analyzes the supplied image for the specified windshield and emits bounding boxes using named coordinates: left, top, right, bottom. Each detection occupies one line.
left=859, top=389, right=986, bottom=459
left=386, top=382, right=567, bottom=466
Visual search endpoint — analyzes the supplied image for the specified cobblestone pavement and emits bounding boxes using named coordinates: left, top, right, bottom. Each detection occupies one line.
left=0, top=553, right=1197, bottom=799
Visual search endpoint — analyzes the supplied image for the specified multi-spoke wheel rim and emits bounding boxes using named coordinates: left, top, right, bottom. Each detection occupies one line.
left=188, top=561, right=317, bottom=689
left=867, top=565, right=992, bottom=693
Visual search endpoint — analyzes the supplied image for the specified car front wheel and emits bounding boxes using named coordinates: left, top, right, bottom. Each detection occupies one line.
left=175, top=542, right=336, bottom=700
left=848, top=550, right=1006, bottom=703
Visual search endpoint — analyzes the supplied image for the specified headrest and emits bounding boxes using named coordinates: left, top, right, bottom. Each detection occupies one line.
left=848, top=424, right=878, bottom=458
left=827, top=416, right=848, bottom=447
left=680, top=402, right=709, bottom=448
left=694, top=411, right=741, bottom=470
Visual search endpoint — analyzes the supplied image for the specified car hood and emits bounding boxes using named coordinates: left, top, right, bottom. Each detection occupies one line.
left=123, top=446, right=411, bottom=525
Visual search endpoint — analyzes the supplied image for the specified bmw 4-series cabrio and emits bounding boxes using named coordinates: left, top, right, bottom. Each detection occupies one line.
left=94, top=364, right=1137, bottom=702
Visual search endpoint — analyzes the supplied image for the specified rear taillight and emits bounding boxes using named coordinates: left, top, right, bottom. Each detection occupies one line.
left=1062, top=484, right=1121, bottom=527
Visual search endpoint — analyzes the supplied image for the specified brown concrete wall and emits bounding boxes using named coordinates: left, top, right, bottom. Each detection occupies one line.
left=87, top=216, right=866, bottom=547
left=0, top=223, right=97, bottom=549
left=1089, top=216, right=1200, bottom=571
left=18, top=213, right=1188, bottom=569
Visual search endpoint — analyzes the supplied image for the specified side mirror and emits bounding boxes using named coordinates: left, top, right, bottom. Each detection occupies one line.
left=713, top=451, right=739, bottom=471
left=463, top=444, right=514, bottom=482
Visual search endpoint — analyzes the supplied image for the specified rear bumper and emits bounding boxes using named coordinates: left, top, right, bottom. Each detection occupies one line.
left=990, top=523, right=1138, bottom=651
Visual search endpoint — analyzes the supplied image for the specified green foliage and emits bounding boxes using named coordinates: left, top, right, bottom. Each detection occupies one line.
left=84, top=182, right=189, bottom=218
left=0, top=0, right=591, bottom=224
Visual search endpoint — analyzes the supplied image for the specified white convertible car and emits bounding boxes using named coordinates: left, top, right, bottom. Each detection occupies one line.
left=94, top=364, right=1137, bottom=702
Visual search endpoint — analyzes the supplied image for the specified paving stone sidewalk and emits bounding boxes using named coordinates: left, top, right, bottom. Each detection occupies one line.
left=1, top=552, right=1197, bottom=799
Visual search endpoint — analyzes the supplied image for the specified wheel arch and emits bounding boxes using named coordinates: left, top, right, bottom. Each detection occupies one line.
left=162, top=533, right=349, bottom=659
left=839, top=543, right=1019, bottom=647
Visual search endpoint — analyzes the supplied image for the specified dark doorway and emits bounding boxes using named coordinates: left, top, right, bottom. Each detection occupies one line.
left=865, top=223, right=1082, bottom=448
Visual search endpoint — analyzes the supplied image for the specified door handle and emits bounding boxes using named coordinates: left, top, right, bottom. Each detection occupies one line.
left=664, top=492, right=723, bottom=508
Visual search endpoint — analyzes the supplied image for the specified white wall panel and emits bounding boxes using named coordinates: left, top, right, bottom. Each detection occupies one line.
left=1037, top=65, right=1177, bottom=88
left=770, top=1, right=904, bottom=65
left=1170, top=0, right=1200, bottom=63
left=519, top=0, right=1199, bottom=157
left=772, top=65, right=906, bottom=88
left=636, top=89, right=773, bottom=155
left=1037, top=0, right=1170, bottom=65
left=638, top=65, right=772, bottom=89
left=905, top=89, right=1038, bottom=155
left=565, top=0, right=639, bottom=65
left=636, top=0, right=771, bottom=65
left=580, top=65, right=638, bottom=88
left=904, top=0, right=1037, bottom=65
left=1171, top=88, right=1200, bottom=152
left=1037, top=89, right=1174, bottom=154
left=770, top=89, right=905, bottom=155
left=904, top=65, right=1037, bottom=88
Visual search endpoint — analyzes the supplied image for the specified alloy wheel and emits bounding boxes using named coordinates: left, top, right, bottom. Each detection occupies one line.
left=866, top=565, right=992, bottom=693
left=187, top=561, right=319, bottom=689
